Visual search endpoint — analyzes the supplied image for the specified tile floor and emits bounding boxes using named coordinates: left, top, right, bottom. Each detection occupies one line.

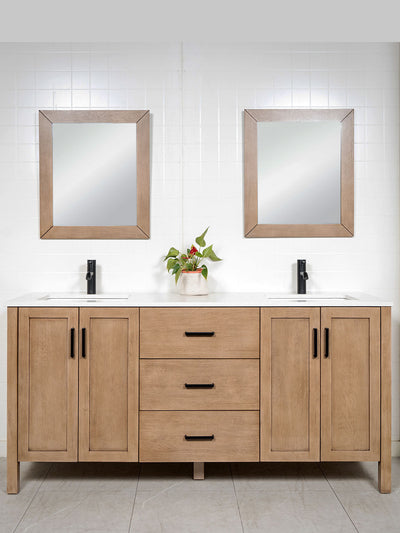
left=0, top=458, right=399, bottom=532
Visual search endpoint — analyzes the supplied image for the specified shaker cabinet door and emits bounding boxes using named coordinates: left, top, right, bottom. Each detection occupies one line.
left=18, top=308, right=79, bottom=461
left=79, top=308, right=139, bottom=461
left=321, top=307, right=380, bottom=461
left=260, top=308, right=320, bottom=461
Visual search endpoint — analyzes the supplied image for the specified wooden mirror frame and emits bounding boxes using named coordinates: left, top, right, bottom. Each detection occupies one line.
left=39, top=110, right=150, bottom=239
left=244, top=109, right=354, bottom=238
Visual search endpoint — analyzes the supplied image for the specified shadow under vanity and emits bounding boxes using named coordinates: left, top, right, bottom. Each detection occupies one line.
left=7, top=293, right=391, bottom=494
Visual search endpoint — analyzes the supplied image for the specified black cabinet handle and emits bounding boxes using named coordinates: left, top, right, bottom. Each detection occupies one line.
left=185, top=331, right=215, bottom=337
left=185, top=435, right=215, bottom=441
left=70, top=328, right=75, bottom=358
left=82, top=328, right=86, bottom=358
left=324, top=328, right=329, bottom=358
left=185, top=383, right=215, bottom=389
left=313, top=328, right=318, bottom=358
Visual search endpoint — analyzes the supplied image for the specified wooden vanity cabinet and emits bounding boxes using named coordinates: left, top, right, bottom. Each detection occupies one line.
left=7, top=303, right=391, bottom=495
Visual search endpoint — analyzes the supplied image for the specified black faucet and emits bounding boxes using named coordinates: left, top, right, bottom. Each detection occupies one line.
left=297, top=259, right=309, bottom=294
left=86, top=260, right=96, bottom=295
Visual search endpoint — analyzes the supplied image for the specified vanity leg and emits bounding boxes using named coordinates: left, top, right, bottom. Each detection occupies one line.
left=7, top=308, right=20, bottom=494
left=193, top=462, right=205, bottom=480
left=379, top=307, right=391, bottom=494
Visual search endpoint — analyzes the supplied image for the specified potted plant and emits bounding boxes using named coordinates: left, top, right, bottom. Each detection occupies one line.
left=164, top=227, right=222, bottom=295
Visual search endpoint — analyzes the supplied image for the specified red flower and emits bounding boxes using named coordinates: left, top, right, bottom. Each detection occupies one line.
left=189, top=246, right=198, bottom=255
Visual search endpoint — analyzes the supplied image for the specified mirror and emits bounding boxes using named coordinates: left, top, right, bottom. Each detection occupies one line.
left=39, top=110, right=150, bottom=239
left=244, top=109, right=354, bottom=238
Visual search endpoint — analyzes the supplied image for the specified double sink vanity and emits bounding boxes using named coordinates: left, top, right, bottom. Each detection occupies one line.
left=7, top=292, right=391, bottom=494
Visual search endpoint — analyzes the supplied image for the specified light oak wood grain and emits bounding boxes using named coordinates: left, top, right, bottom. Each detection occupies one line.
left=79, top=308, right=139, bottom=461
left=321, top=307, right=380, bottom=461
left=140, top=308, right=259, bottom=358
left=140, top=359, right=259, bottom=410
left=18, top=308, right=79, bottom=462
left=139, top=411, right=259, bottom=462
left=261, top=308, right=320, bottom=461
left=193, top=462, right=205, bottom=480
left=379, top=307, right=391, bottom=493
left=7, top=308, right=19, bottom=494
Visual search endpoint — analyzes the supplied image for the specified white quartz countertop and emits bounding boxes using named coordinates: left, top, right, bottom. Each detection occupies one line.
left=6, top=292, right=393, bottom=307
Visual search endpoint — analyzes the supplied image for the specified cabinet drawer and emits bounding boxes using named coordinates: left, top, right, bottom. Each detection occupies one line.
left=140, top=308, right=259, bottom=358
left=139, top=411, right=259, bottom=462
left=140, top=359, right=259, bottom=410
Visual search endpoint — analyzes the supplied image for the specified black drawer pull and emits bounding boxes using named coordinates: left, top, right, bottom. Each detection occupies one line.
left=324, top=328, right=329, bottom=358
left=185, top=383, right=215, bottom=389
left=82, top=328, right=86, bottom=358
left=185, top=331, right=215, bottom=337
left=313, top=328, right=318, bottom=358
left=185, top=434, right=215, bottom=441
left=70, top=328, right=75, bottom=358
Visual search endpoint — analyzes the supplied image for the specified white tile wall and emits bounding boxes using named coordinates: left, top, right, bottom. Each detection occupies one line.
left=0, top=42, right=399, bottom=452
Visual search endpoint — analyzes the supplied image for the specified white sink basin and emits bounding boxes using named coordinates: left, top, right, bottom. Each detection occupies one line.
left=43, top=293, right=129, bottom=300
left=266, top=293, right=356, bottom=301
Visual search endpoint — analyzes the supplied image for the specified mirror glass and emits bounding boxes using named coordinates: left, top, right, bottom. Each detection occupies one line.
left=52, top=123, right=137, bottom=226
left=257, top=120, right=341, bottom=225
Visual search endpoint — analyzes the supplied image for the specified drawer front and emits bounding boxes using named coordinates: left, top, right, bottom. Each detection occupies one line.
left=139, top=411, right=259, bottom=462
left=140, top=359, right=259, bottom=410
left=140, top=308, right=259, bottom=358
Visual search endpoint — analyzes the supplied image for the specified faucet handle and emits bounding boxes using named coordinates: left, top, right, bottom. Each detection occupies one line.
left=86, top=272, right=93, bottom=281
left=303, top=272, right=309, bottom=280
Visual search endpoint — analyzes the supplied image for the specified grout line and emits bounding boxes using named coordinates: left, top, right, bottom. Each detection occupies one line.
left=127, top=463, right=141, bottom=533
left=12, top=462, right=52, bottom=533
left=230, top=463, right=245, bottom=533
left=318, top=464, right=360, bottom=533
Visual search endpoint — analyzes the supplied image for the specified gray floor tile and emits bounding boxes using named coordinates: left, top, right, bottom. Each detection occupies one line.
left=237, top=490, right=356, bottom=533
left=232, top=462, right=331, bottom=492
left=336, top=490, right=400, bottom=533
left=0, top=461, right=51, bottom=496
left=15, top=489, right=135, bottom=533
left=39, top=462, right=139, bottom=493
left=130, top=486, right=242, bottom=533
left=0, top=490, right=36, bottom=533
left=321, top=458, right=400, bottom=494
left=137, top=462, right=234, bottom=494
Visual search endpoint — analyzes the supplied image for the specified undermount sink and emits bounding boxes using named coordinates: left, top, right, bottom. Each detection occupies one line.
left=266, top=293, right=356, bottom=301
left=43, top=293, right=129, bottom=300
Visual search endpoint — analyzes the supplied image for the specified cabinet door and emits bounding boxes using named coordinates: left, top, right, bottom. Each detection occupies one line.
left=79, top=308, right=139, bottom=461
left=321, top=307, right=380, bottom=461
left=18, top=308, right=78, bottom=461
left=261, top=308, right=320, bottom=461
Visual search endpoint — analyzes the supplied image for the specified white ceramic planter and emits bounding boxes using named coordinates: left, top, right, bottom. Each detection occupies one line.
left=179, top=270, right=208, bottom=295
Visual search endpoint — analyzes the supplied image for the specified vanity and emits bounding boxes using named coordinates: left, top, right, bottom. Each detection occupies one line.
left=7, top=293, right=391, bottom=494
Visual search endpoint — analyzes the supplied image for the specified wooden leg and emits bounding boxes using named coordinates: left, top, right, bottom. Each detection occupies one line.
left=193, top=462, right=205, bottom=480
left=7, top=308, right=20, bottom=494
left=379, top=307, right=391, bottom=494
left=7, top=458, right=20, bottom=495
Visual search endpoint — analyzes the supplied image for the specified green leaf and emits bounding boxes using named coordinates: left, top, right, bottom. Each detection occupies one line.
left=174, top=267, right=182, bottom=284
left=166, top=258, right=178, bottom=271
left=164, top=247, right=179, bottom=260
left=172, top=262, right=180, bottom=274
left=195, top=251, right=203, bottom=258
left=201, top=265, right=208, bottom=279
left=208, top=249, right=222, bottom=261
left=195, top=227, right=209, bottom=248
left=202, top=245, right=212, bottom=258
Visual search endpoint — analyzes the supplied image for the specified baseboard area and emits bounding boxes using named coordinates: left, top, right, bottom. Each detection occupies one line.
left=0, top=440, right=399, bottom=459
left=392, top=441, right=400, bottom=457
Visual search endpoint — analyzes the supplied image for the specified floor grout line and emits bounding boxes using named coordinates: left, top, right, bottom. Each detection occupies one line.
left=318, top=464, right=360, bottom=533
left=230, top=463, right=245, bottom=533
left=12, top=463, right=53, bottom=533
left=127, top=463, right=141, bottom=533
